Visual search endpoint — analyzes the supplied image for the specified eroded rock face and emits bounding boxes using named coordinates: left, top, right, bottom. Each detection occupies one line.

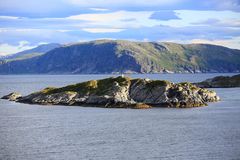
left=130, top=79, right=171, bottom=104
left=1, top=92, right=22, bottom=101
left=19, top=91, right=77, bottom=105
left=130, top=80, right=219, bottom=108
left=1, top=76, right=220, bottom=108
left=166, top=83, right=219, bottom=108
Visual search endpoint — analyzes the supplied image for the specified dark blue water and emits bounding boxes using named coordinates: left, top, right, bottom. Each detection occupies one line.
left=0, top=74, right=240, bottom=160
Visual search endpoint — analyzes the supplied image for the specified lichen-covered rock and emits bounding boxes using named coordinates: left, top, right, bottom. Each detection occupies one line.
left=1, top=92, right=22, bottom=101
left=129, top=80, right=219, bottom=108
left=196, top=74, right=240, bottom=88
left=130, top=79, right=171, bottom=104
left=166, top=82, right=219, bottom=108
left=2, top=76, right=220, bottom=108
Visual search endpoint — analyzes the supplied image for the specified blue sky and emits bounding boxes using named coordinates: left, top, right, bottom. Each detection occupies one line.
left=0, top=0, right=240, bottom=55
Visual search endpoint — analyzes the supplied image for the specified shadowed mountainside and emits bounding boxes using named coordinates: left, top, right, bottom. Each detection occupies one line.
left=0, top=40, right=239, bottom=74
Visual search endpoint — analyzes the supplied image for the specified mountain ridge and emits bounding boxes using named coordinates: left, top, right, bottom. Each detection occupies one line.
left=1, top=43, right=61, bottom=62
left=0, top=40, right=239, bottom=74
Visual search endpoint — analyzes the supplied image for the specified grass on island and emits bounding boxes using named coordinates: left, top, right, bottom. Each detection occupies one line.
left=40, top=76, right=131, bottom=96
left=39, top=76, right=174, bottom=96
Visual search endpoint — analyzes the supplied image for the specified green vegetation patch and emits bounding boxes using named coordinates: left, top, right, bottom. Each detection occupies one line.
left=40, top=76, right=131, bottom=96
left=39, top=87, right=57, bottom=94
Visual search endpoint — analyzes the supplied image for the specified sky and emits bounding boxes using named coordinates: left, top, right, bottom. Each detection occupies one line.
left=0, top=0, right=240, bottom=55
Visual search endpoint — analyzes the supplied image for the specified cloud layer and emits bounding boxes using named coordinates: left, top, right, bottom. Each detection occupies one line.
left=0, top=0, right=240, bottom=55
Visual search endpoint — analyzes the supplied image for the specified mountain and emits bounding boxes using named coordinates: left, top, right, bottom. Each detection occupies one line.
left=1, top=43, right=61, bottom=62
left=0, top=40, right=240, bottom=74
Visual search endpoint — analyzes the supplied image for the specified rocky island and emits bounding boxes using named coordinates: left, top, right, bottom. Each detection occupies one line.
left=196, top=74, right=240, bottom=88
left=1, top=76, right=220, bottom=109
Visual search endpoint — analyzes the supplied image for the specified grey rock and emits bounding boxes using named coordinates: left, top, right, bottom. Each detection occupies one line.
left=1, top=92, right=22, bottom=101
left=3, top=76, right=220, bottom=108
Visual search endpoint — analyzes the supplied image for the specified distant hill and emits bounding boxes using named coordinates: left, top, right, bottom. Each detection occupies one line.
left=0, top=40, right=239, bottom=74
left=1, top=43, right=61, bottom=62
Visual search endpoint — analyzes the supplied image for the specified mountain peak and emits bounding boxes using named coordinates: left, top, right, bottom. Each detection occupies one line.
left=2, top=43, right=62, bottom=62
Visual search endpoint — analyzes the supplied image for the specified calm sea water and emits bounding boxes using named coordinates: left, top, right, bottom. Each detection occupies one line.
left=0, top=74, right=240, bottom=160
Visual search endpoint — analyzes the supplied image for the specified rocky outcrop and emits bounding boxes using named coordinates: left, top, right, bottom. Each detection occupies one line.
left=196, top=74, right=240, bottom=88
left=1, top=92, right=22, bottom=101
left=130, top=79, right=219, bottom=108
left=1, top=76, right=220, bottom=109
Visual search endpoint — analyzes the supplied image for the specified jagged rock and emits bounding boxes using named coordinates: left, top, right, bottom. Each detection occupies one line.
left=1, top=92, right=22, bottom=101
left=18, top=91, right=77, bottom=105
left=196, top=74, right=240, bottom=88
left=129, top=79, right=171, bottom=104
left=2, top=76, right=220, bottom=108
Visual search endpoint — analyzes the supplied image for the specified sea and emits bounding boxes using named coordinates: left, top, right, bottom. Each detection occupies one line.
left=0, top=74, right=240, bottom=160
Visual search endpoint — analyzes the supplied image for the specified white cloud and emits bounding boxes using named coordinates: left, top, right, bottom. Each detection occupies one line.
left=0, top=4, right=240, bottom=52
left=67, top=0, right=182, bottom=7
left=193, top=18, right=240, bottom=28
left=154, top=37, right=240, bottom=49
left=18, top=40, right=30, bottom=48
left=0, top=10, right=162, bottom=32
left=210, top=0, right=240, bottom=11
left=89, top=8, right=109, bottom=11
left=157, top=10, right=240, bottom=27
left=0, top=41, right=36, bottom=56
left=0, top=28, right=80, bottom=47
left=67, top=11, right=143, bottom=22
left=82, top=28, right=125, bottom=33
left=67, top=11, right=160, bottom=28
left=0, top=16, right=20, bottom=19
left=190, top=37, right=240, bottom=49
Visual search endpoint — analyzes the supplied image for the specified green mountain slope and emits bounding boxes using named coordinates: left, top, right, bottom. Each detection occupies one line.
left=0, top=40, right=239, bottom=74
